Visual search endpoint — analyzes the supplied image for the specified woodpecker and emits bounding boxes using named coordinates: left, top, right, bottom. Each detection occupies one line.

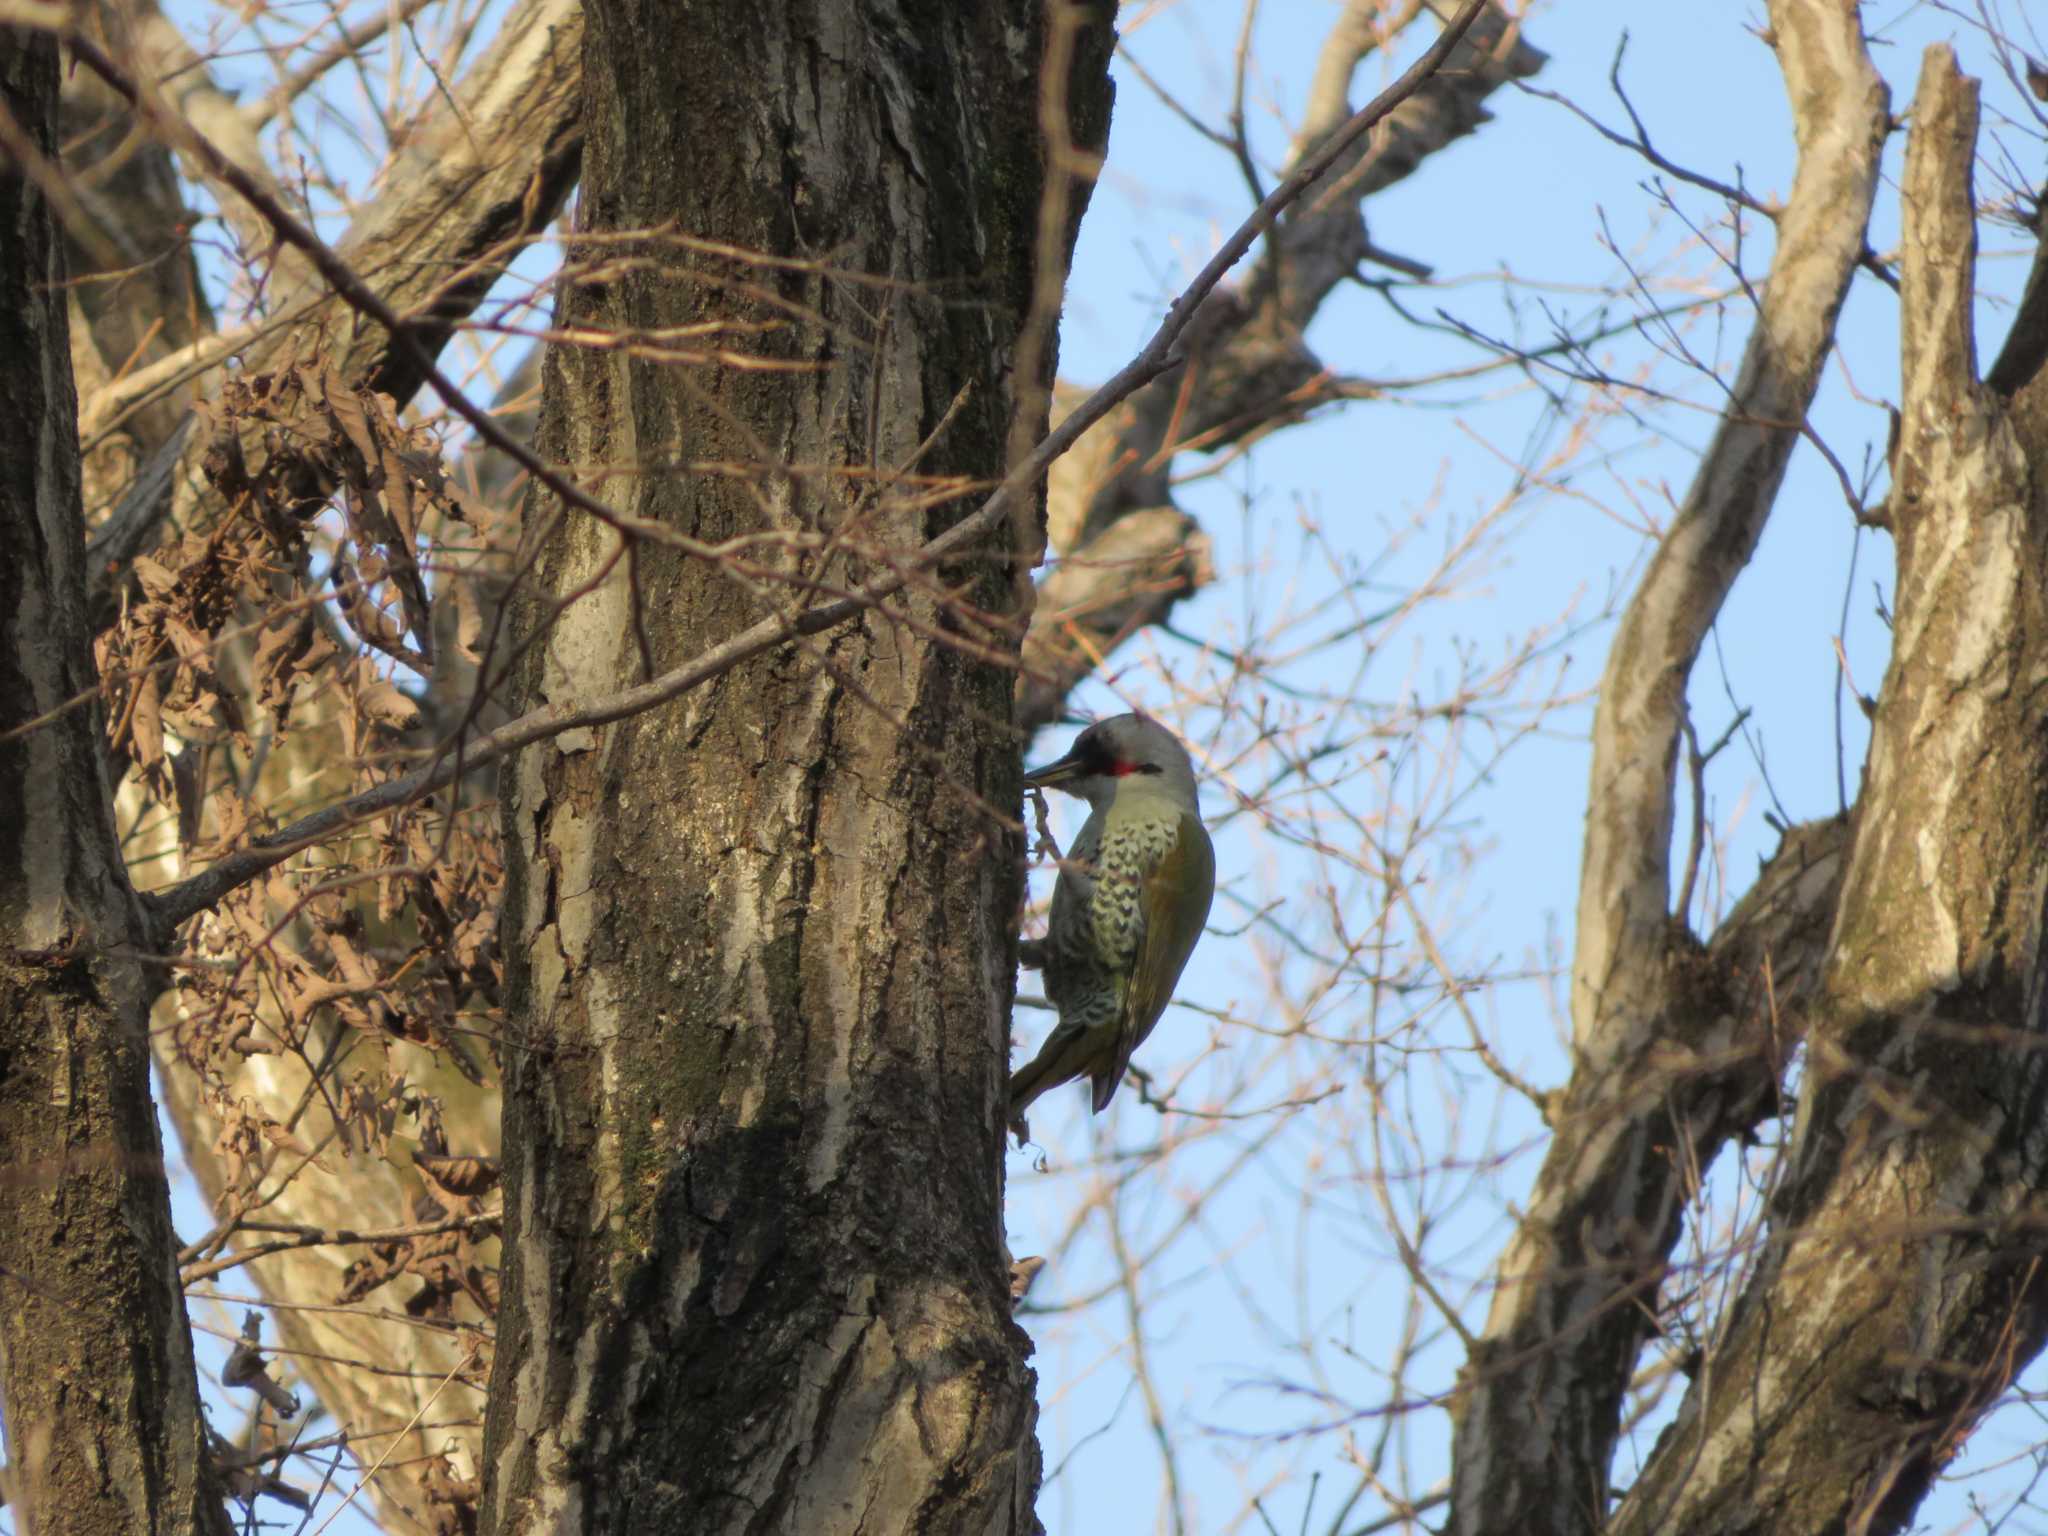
left=1010, top=714, right=1215, bottom=1136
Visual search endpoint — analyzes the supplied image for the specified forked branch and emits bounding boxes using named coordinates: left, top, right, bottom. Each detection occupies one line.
left=143, top=0, right=1497, bottom=935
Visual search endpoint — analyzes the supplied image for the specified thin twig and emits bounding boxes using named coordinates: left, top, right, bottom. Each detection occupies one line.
left=133, top=0, right=1494, bottom=933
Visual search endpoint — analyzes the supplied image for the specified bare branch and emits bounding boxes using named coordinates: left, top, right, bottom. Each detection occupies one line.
left=80, top=0, right=582, bottom=621
left=180, top=1211, right=501, bottom=1285
left=1516, top=33, right=1898, bottom=292
left=1568, top=0, right=1885, bottom=1048
left=1610, top=45, right=2048, bottom=1536
left=1448, top=2, right=1890, bottom=1530
left=1025, top=0, right=1542, bottom=728
left=141, top=0, right=1498, bottom=934
left=238, top=0, right=444, bottom=132
left=1019, top=502, right=1213, bottom=731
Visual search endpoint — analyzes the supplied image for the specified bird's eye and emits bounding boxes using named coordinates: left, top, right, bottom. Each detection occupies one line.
left=1137, top=763, right=1164, bottom=775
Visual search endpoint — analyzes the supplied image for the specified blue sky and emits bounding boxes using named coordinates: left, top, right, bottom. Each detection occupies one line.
left=1007, top=3, right=2048, bottom=1534
left=20, top=2, right=2048, bottom=1534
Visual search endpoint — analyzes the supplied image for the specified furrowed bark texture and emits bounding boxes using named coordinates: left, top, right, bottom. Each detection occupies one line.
left=79, top=8, right=582, bottom=1529
left=1447, top=3, right=1889, bottom=1531
left=0, top=29, right=224, bottom=1536
left=1019, top=0, right=1544, bottom=731
left=481, top=5, right=1113, bottom=1533
left=1609, top=48, right=2048, bottom=1536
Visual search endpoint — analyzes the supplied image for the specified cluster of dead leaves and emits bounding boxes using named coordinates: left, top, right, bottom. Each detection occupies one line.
left=186, top=1061, right=501, bottom=1314
left=94, top=509, right=268, bottom=804
left=172, top=798, right=500, bottom=1083
left=99, top=359, right=479, bottom=847
left=421, top=1452, right=484, bottom=1536
left=204, top=362, right=477, bottom=672
left=134, top=353, right=504, bottom=1081
left=339, top=1141, right=501, bottom=1320
left=211, top=1312, right=312, bottom=1514
left=99, top=350, right=517, bottom=1523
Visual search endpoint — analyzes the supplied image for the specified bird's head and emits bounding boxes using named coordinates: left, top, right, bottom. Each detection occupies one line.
left=1022, top=713, right=1200, bottom=812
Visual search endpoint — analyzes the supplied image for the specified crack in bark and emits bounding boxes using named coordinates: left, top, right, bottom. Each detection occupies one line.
left=1449, top=2, right=1890, bottom=1528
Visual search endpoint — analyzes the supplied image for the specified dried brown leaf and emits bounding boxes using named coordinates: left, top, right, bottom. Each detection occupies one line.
left=172, top=747, right=207, bottom=847
left=359, top=678, right=423, bottom=732
left=414, top=1153, right=499, bottom=1202
left=131, top=668, right=165, bottom=769
left=130, top=553, right=179, bottom=598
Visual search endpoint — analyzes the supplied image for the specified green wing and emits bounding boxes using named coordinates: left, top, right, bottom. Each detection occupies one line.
left=1091, top=811, right=1215, bottom=1112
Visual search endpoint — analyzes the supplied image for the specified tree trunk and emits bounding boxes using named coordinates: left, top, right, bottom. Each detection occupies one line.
left=1608, top=46, right=2048, bottom=1534
left=0, top=28, right=223, bottom=1535
left=1446, top=3, right=1889, bottom=1528
left=1449, top=14, right=2048, bottom=1535
left=481, top=5, right=1112, bottom=1532
left=73, top=12, right=581, bottom=1529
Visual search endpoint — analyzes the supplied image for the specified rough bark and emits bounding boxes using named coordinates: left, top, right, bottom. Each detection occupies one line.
left=0, top=28, right=225, bottom=1535
left=1447, top=3, right=1890, bottom=1531
left=74, top=9, right=582, bottom=1529
left=1018, top=0, right=1544, bottom=731
left=480, top=4, right=1112, bottom=1532
left=1607, top=47, right=2048, bottom=1535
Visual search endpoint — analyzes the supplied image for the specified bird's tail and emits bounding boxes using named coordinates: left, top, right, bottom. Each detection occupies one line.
left=1006, top=1035, right=1071, bottom=1122
left=1007, top=1018, right=1096, bottom=1139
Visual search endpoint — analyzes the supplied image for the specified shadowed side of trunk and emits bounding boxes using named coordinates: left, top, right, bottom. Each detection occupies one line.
left=0, top=27, right=226, bottom=1536
left=482, top=5, right=1114, bottom=1532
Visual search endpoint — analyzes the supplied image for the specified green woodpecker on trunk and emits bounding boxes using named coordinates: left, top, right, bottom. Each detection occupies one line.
left=1009, top=714, right=1216, bottom=1138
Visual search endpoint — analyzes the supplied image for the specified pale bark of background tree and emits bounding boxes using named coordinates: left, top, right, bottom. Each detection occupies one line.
left=0, top=28, right=227, bottom=1536
left=19, top=1, right=2048, bottom=1531
left=1446, top=3, right=1889, bottom=1528
left=479, top=4, right=1112, bottom=1530
left=1447, top=7, right=2048, bottom=1534
left=53, top=5, right=583, bottom=1528
left=1606, top=46, right=2048, bottom=1532
left=1022, top=0, right=1543, bottom=730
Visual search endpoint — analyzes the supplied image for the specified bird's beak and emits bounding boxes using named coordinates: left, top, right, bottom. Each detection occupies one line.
left=1022, top=750, right=1086, bottom=789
